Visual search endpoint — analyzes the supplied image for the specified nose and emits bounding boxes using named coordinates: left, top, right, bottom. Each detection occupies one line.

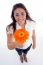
left=18, top=14, right=23, bottom=20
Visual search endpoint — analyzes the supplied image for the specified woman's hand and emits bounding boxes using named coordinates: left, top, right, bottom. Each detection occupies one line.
left=32, top=43, right=36, bottom=49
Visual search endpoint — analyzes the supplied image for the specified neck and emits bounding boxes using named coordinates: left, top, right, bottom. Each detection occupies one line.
left=16, top=21, right=26, bottom=29
left=20, top=24, right=26, bottom=29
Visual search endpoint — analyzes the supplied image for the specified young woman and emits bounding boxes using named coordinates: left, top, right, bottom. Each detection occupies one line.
left=6, top=3, right=36, bottom=63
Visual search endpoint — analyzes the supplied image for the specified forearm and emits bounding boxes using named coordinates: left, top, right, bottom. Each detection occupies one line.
left=32, top=36, right=36, bottom=48
left=32, top=30, right=36, bottom=49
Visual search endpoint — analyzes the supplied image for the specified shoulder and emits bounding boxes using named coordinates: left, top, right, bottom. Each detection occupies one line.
left=26, top=20, right=35, bottom=25
left=26, top=20, right=36, bottom=30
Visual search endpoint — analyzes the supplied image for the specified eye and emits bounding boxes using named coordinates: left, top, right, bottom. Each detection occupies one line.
left=15, top=13, right=19, bottom=16
left=21, top=12, right=24, bottom=16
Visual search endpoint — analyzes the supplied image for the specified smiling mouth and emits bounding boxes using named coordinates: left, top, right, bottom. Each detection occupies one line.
left=19, top=19, right=22, bottom=21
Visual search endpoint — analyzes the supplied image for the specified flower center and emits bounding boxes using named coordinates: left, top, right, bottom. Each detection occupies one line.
left=19, top=32, right=24, bottom=37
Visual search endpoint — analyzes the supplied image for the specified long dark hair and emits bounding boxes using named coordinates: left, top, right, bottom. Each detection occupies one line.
left=9, top=3, right=34, bottom=32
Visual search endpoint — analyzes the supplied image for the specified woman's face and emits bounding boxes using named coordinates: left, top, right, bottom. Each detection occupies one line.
left=14, top=8, right=26, bottom=26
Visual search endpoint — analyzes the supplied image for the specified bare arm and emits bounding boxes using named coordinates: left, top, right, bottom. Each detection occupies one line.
left=7, top=33, right=16, bottom=50
left=6, top=26, right=18, bottom=49
left=32, top=30, right=36, bottom=49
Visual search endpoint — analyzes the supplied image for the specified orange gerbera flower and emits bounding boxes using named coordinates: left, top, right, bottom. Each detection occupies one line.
left=13, top=29, right=29, bottom=46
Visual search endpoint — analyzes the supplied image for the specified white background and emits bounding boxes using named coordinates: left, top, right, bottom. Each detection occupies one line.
left=0, top=0, right=43, bottom=65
